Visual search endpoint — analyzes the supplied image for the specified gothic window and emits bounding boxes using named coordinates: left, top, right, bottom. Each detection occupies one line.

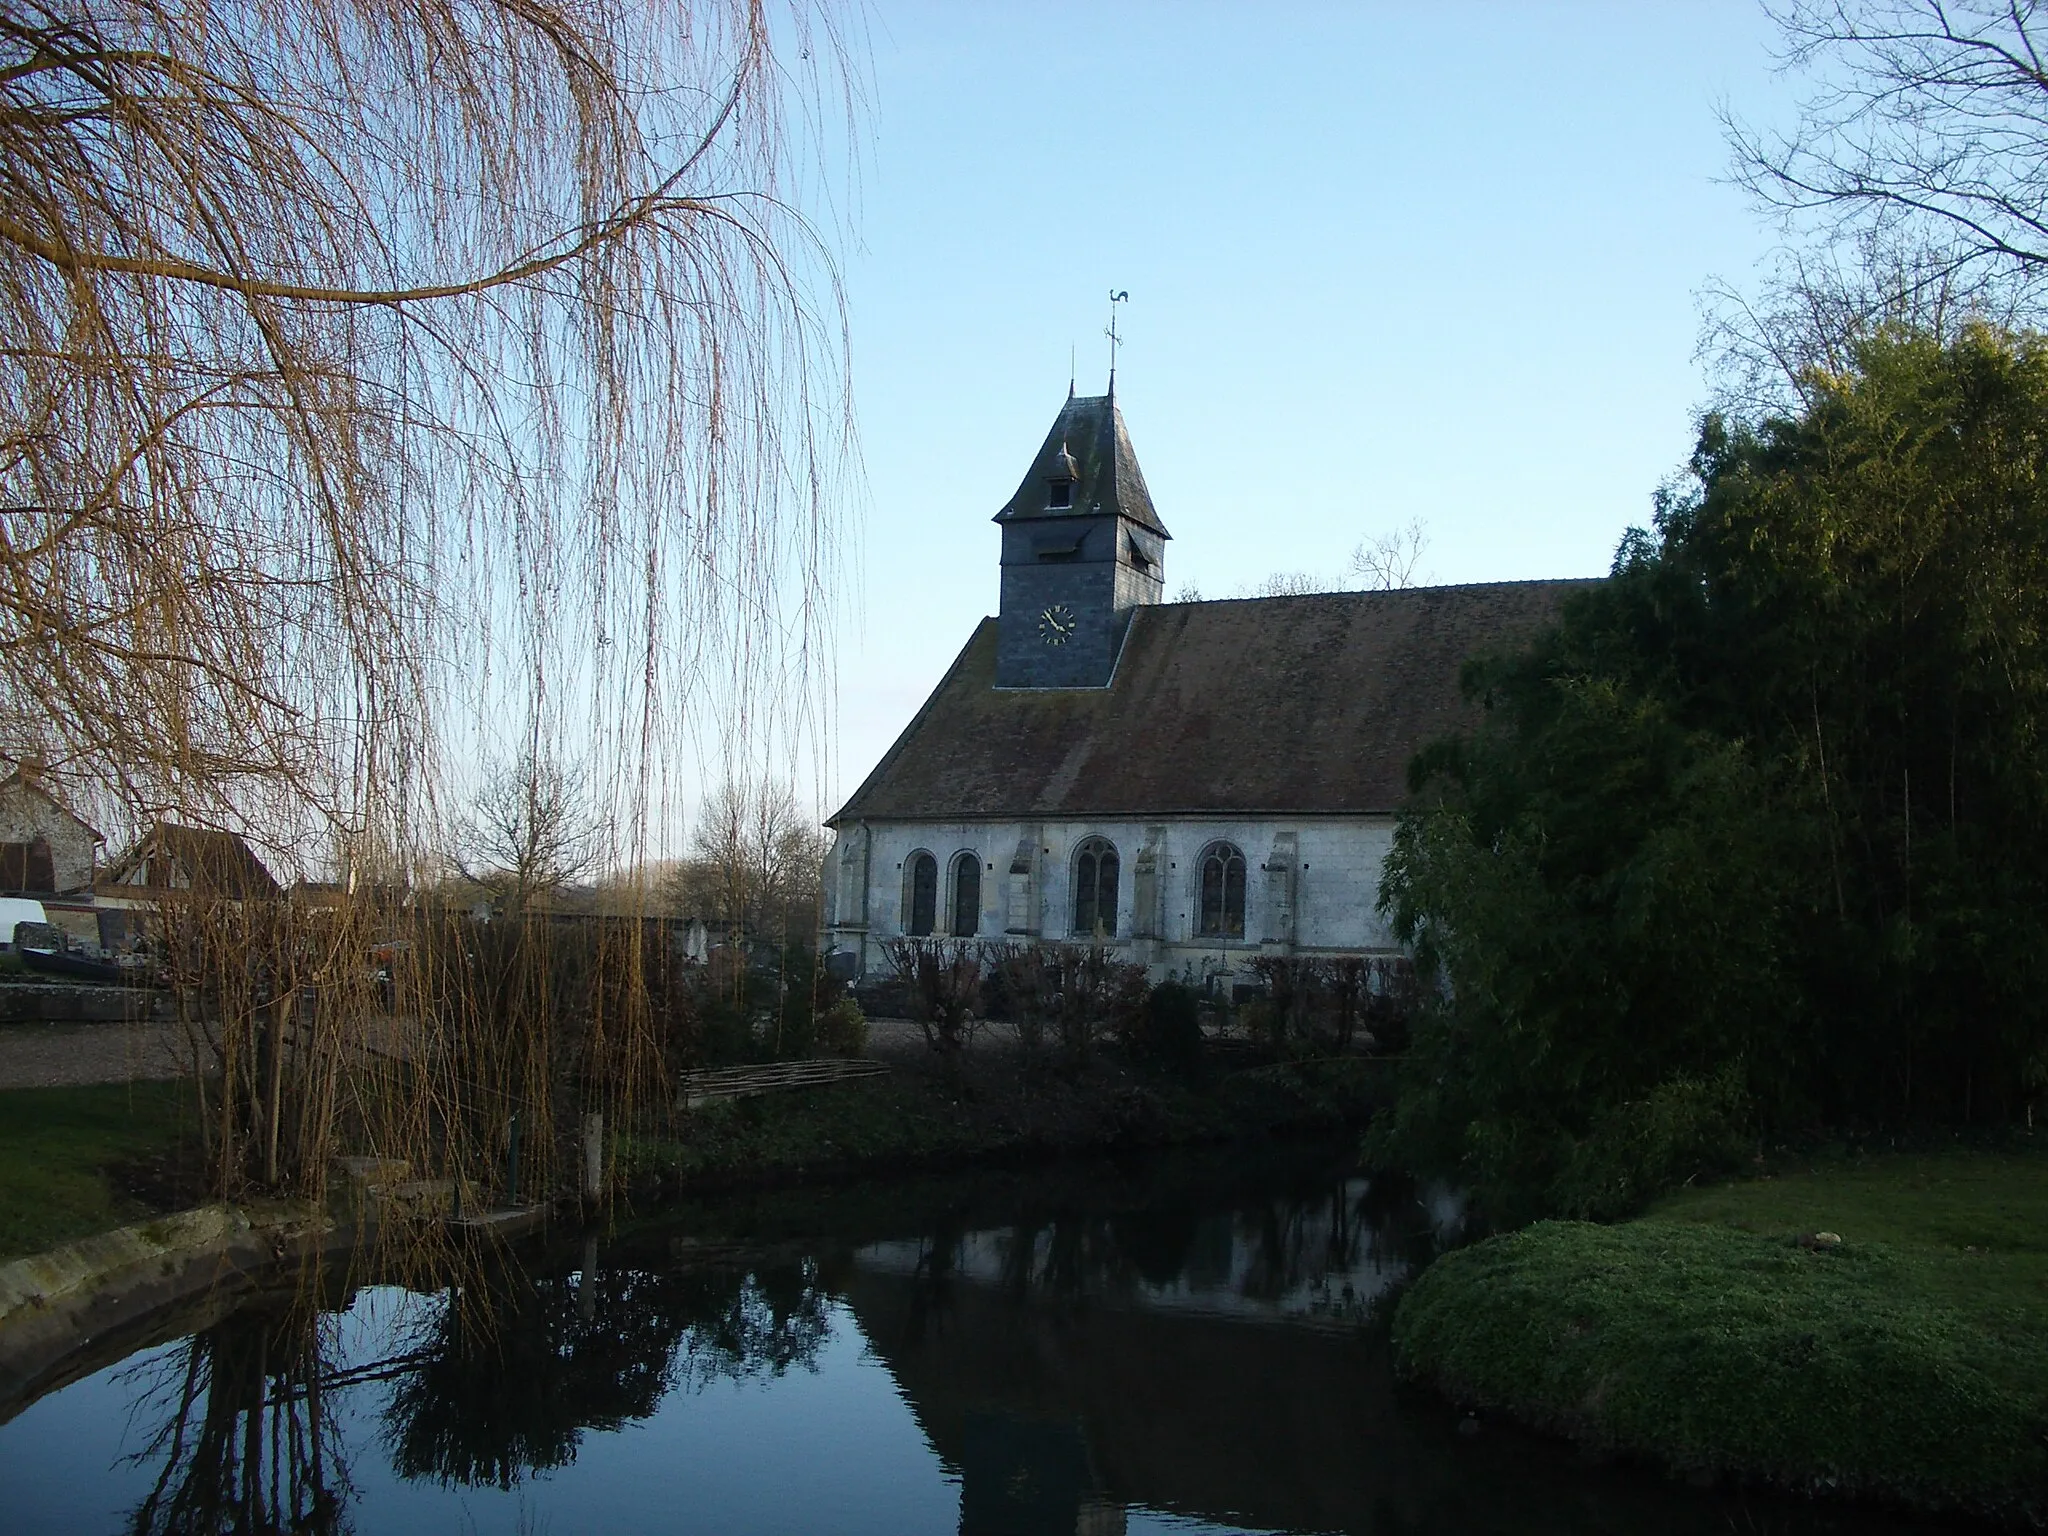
left=949, top=852, right=981, bottom=938
left=1071, top=837, right=1119, bottom=938
left=905, top=851, right=937, bottom=937
left=1197, top=841, right=1247, bottom=938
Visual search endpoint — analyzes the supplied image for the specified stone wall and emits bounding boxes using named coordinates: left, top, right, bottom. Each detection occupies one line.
left=826, top=815, right=1401, bottom=981
left=0, top=783, right=97, bottom=893
left=0, top=983, right=165, bottom=1023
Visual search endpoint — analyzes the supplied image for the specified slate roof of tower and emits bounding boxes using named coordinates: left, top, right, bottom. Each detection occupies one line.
left=830, top=580, right=1593, bottom=824
left=993, top=392, right=1170, bottom=538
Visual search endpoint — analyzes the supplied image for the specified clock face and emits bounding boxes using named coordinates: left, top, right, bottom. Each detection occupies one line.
left=1038, top=603, right=1076, bottom=646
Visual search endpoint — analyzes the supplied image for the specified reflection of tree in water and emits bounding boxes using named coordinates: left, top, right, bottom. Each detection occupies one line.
left=122, top=1297, right=350, bottom=1536
left=674, top=1260, right=833, bottom=1389
left=384, top=1254, right=833, bottom=1489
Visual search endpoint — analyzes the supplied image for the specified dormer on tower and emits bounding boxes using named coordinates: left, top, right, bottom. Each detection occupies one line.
left=993, top=389, right=1170, bottom=688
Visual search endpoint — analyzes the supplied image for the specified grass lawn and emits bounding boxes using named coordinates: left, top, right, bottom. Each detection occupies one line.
left=0, top=1080, right=197, bottom=1262
left=1655, top=1140, right=2048, bottom=1248
left=1393, top=1138, right=2048, bottom=1524
left=1654, top=1142, right=2048, bottom=1345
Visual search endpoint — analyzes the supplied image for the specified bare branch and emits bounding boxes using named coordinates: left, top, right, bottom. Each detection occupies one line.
left=1710, top=3, right=2048, bottom=409
left=1348, top=517, right=1430, bottom=591
left=0, top=0, right=857, bottom=868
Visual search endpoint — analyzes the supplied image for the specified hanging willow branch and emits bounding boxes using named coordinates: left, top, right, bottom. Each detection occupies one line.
left=0, top=0, right=855, bottom=853
left=0, top=0, right=857, bottom=1212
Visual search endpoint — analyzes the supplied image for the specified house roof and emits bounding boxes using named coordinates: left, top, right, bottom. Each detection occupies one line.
left=104, top=822, right=281, bottom=899
left=993, top=392, right=1169, bottom=538
left=830, top=581, right=1591, bottom=824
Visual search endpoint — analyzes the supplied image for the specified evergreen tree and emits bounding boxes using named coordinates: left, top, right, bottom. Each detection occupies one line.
left=1377, top=325, right=2048, bottom=1216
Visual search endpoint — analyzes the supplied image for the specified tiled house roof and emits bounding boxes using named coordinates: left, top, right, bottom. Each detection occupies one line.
left=103, top=822, right=282, bottom=899
left=832, top=581, right=1591, bottom=823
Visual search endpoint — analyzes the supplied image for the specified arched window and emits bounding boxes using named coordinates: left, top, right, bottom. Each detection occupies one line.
left=1071, top=837, right=1119, bottom=937
left=905, top=851, right=937, bottom=937
left=949, top=852, right=981, bottom=937
left=1197, top=841, right=1247, bottom=938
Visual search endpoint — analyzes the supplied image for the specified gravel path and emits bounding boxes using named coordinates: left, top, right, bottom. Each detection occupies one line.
left=861, top=1015, right=1026, bottom=1059
left=0, top=1020, right=191, bottom=1089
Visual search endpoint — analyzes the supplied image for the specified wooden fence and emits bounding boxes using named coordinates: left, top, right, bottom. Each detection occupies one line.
left=678, top=1057, right=888, bottom=1108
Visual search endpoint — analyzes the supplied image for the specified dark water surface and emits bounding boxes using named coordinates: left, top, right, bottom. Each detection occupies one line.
left=0, top=1144, right=1961, bottom=1534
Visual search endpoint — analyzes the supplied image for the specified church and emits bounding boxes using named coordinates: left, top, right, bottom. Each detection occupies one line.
left=822, top=386, right=1585, bottom=984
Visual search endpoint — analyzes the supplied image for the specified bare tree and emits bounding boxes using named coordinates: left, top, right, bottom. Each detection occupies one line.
left=1247, top=571, right=1328, bottom=597
left=0, top=0, right=860, bottom=1209
left=1215, top=529, right=1430, bottom=603
left=666, top=778, right=827, bottom=943
left=1734, top=3, right=2048, bottom=279
left=1696, top=230, right=2027, bottom=415
left=1706, top=2, right=2048, bottom=412
left=1348, top=516, right=1429, bottom=591
left=454, top=755, right=599, bottom=913
left=0, top=0, right=854, bottom=863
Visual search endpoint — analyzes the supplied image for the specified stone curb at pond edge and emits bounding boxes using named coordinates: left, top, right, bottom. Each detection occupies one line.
left=0, top=983, right=171, bottom=1023
left=0, top=1203, right=345, bottom=1422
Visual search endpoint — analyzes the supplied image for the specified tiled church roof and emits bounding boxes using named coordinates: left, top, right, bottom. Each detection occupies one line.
left=831, top=580, right=1591, bottom=823
left=993, top=392, right=1169, bottom=537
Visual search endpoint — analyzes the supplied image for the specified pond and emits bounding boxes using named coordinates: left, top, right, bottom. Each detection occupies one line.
left=0, top=1143, right=1958, bottom=1535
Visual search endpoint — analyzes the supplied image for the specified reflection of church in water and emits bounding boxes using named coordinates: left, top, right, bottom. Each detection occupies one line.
left=843, top=1176, right=1467, bottom=1536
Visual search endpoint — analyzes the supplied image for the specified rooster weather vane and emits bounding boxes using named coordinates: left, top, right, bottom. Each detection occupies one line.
left=1106, top=289, right=1129, bottom=384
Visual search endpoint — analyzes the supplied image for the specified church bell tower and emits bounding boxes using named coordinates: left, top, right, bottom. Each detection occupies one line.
left=993, top=387, right=1170, bottom=688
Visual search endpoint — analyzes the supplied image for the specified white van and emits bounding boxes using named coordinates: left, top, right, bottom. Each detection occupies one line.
left=0, top=896, right=50, bottom=951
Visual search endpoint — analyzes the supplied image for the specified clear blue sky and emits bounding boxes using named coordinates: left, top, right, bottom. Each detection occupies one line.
left=809, top=2, right=1799, bottom=815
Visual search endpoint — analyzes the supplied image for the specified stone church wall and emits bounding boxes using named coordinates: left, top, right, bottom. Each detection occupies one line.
left=826, top=816, right=1402, bottom=982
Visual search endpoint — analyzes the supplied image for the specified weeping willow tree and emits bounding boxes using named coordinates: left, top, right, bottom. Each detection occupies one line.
left=0, top=0, right=856, bottom=1206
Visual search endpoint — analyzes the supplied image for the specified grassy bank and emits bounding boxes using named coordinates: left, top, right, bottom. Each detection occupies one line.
left=0, top=1081, right=195, bottom=1261
left=0, top=1052, right=1387, bottom=1264
left=626, top=1052, right=1391, bottom=1192
left=1393, top=1141, right=2048, bottom=1525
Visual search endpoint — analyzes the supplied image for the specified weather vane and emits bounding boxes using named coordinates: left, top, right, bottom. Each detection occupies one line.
left=1106, top=289, right=1129, bottom=385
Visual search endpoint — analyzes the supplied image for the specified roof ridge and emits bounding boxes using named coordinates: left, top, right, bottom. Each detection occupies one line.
left=1159, top=577, right=1599, bottom=608
left=832, top=581, right=1588, bottom=824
